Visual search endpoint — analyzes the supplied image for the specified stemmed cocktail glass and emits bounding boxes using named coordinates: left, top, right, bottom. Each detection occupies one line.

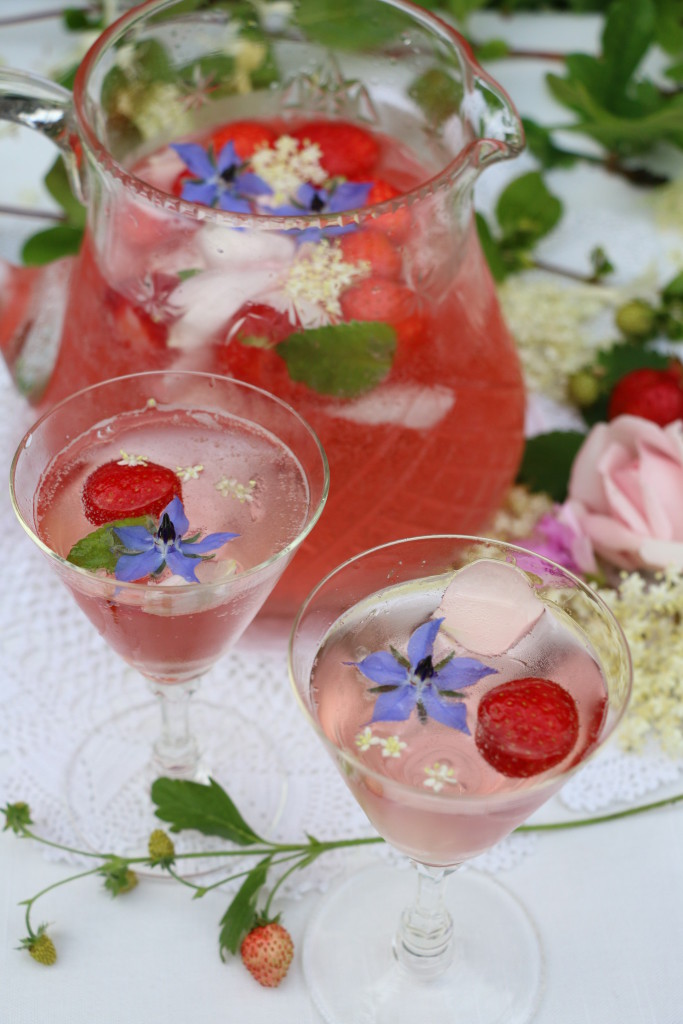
left=11, top=370, right=328, bottom=854
left=289, top=535, right=632, bottom=1024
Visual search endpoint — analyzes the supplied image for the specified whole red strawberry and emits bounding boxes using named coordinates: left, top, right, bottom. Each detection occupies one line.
left=83, top=460, right=182, bottom=526
left=475, top=677, right=579, bottom=778
left=291, top=120, right=379, bottom=178
left=240, top=921, right=294, bottom=988
left=607, top=364, right=683, bottom=426
left=210, top=120, right=278, bottom=160
left=339, top=228, right=402, bottom=280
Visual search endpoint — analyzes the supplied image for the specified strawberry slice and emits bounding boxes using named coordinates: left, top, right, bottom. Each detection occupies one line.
left=290, top=120, right=379, bottom=178
left=210, top=120, right=278, bottom=160
left=83, top=460, right=182, bottom=526
left=338, top=229, right=402, bottom=280
left=475, top=677, right=580, bottom=778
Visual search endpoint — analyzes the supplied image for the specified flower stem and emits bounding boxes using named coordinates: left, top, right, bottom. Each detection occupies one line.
left=518, top=791, right=683, bottom=832
left=22, top=866, right=103, bottom=938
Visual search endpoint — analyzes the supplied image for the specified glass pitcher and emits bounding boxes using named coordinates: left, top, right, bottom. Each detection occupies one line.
left=0, top=0, right=525, bottom=623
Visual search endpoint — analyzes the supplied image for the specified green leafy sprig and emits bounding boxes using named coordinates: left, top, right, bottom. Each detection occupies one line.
left=4, top=777, right=683, bottom=967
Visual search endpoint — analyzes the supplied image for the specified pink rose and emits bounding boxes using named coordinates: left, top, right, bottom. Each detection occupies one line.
left=564, top=414, right=683, bottom=571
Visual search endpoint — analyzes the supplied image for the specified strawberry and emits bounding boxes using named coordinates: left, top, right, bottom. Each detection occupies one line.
left=290, top=119, right=379, bottom=178
left=607, top=364, right=683, bottom=426
left=215, top=303, right=295, bottom=386
left=340, top=276, right=425, bottom=348
left=82, top=460, right=182, bottom=526
left=338, top=228, right=402, bottom=280
left=210, top=120, right=278, bottom=160
left=366, top=178, right=411, bottom=241
left=106, top=290, right=170, bottom=353
left=475, top=677, right=579, bottom=778
left=240, top=921, right=294, bottom=988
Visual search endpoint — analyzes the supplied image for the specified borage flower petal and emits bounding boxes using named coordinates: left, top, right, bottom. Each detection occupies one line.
left=115, top=547, right=166, bottom=582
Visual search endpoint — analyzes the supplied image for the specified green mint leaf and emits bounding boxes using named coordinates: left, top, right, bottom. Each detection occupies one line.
left=496, top=172, right=563, bottom=246
left=279, top=321, right=396, bottom=398
left=475, top=212, right=509, bottom=283
left=21, top=226, right=84, bottom=267
left=219, top=858, right=271, bottom=958
left=66, top=516, right=154, bottom=573
left=63, top=7, right=104, bottom=31
left=516, top=431, right=587, bottom=503
left=295, top=0, right=405, bottom=49
left=601, top=0, right=655, bottom=101
left=151, top=777, right=264, bottom=845
left=473, top=39, right=511, bottom=62
left=408, top=68, right=464, bottom=127
left=44, top=157, right=86, bottom=226
left=521, top=118, right=578, bottom=170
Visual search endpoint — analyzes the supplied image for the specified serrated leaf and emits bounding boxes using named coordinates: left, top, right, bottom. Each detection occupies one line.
left=294, top=0, right=405, bottom=50
left=521, top=118, right=578, bottom=170
left=663, top=271, right=683, bottom=303
left=408, top=68, right=464, bottom=127
left=219, top=858, right=270, bottom=957
left=474, top=39, right=510, bottom=62
left=601, top=0, right=655, bottom=100
left=279, top=321, right=396, bottom=398
left=66, top=516, right=154, bottom=572
left=516, top=431, right=587, bottom=503
left=496, top=172, right=563, bottom=245
left=151, top=777, right=264, bottom=844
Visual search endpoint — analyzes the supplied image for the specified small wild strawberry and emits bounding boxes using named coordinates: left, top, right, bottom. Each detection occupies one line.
left=147, top=828, right=175, bottom=866
left=20, top=928, right=57, bottom=966
left=607, top=364, right=683, bottom=426
left=240, top=920, right=294, bottom=988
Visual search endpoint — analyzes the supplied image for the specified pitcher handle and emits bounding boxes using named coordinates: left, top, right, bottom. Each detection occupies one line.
left=0, top=68, right=85, bottom=202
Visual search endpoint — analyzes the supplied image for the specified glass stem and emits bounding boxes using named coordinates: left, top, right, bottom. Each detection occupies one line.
left=149, top=679, right=201, bottom=779
left=394, top=862, right=457, bottom=978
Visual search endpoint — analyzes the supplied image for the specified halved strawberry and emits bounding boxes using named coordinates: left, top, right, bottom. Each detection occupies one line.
left=83, top=460, right=182, bottom=526
left=475, top=677, right=580, bottom=778
left=366, top=179, right=411, bottom=241
left=290, top=120, right=379, bottom=178
left=338, top=229, right=402, bottom=280
left=210, top=120, right=278, bottom=160
left=215, top=303, right=296, bottom=391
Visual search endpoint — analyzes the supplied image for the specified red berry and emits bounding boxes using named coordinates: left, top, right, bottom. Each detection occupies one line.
left=210, top=120, right=278, bottom=160
left=607, top=365, right=683, bottom=426
left=475, top=677, right=580, bottom=778
left=240, top=922, right=294, bottom=988
left=82, top=461, right=182, bottom=526
left=366, top=179, right=411, bottom=241
left=340, top=276, right=425, bottom=350
left=339, top=229, right=402, bottom=280
left=106, top=290, right=170, bottom=353
left=291, top=120, right=379, bottom=178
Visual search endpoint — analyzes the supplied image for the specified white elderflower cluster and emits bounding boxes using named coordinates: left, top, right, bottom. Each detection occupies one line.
left=597, top=567, right=683, bottom=758
left=497, top=278, right=619, bottom=401
left=285, top=241, right=368, bottom=318
left=487, top=485, right=554, bottom=542
left=251, top=135, right=327, bottom=206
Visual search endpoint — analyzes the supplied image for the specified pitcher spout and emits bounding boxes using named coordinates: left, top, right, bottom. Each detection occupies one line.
left=462, top=68, right=526, bottom=170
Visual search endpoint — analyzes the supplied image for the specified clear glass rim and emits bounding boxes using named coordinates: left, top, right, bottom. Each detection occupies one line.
left=287, top=533, right=633, bottom=810
left=72, top=0, right=523, bottom=228
left=9, top=369, right=330, bottom=594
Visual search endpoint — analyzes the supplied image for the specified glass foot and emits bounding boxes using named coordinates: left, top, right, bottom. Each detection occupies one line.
left=65, top=698, right=287, bottom=875
left=303, top=861, right=543, bottom=1024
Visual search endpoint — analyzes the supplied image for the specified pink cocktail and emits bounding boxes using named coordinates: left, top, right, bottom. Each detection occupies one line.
left=289, top=536, right=632, bottom=1024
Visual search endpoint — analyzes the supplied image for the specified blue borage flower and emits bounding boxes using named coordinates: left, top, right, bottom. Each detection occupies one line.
left=271, top=181, right=373, bottom=241
left=113, top=496, right=238, bottom=583
left=349, top=618, right=497, bottom=734
left=171, top=140, right=272, bottom=212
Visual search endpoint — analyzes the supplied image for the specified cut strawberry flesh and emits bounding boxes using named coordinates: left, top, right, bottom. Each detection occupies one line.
left=210, top=120, right=278, bottom=160
left=475, top=677, right=580, bottom=778
left=82, top=460, right=182, bottom=526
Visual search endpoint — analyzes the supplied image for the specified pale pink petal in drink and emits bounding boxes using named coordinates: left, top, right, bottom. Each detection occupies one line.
left=437, top=559, right=544, bottom=656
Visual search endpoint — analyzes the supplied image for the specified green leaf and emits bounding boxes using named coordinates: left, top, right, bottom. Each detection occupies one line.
left=21, top=226, right=84, bottom=266
left=99, top=858, right=138, bottom=897
left=408, top=68, right=464, bottom=128
left=294, top=0, right=405, bottom=50
left=664, top=60, right=683, bottom=82
left=521, top=118, right=578, bottom=170
left=63, top=7, right=103, bottom=31
left=218, top=858, right=270, bottom=958
left=279, top=321, right=396, bottom=398
left=151, top=777, right=264, bottom=845
left=516, top=431, right=587, bottom=503
left=579, top=342, right=671, bottom=425
left=44, top=157, right=86, bottom=226
left=601, top=0, right=655, bottom=100
left=66, top=516, right=154, bottom=572
left=473, top=39, right=510, bottom=62
left=663, top=270, right=683, bottom=303
left=496, top=172, right=563, bottom=246
left=474, top=212, right=509, bottom=283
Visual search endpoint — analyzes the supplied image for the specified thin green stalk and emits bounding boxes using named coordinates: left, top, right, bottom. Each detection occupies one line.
left=22, top=866, right=103, bottom=938
left=519, top=791, right=683, bottom=832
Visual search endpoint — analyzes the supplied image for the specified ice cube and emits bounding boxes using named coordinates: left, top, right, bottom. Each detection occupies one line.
left=437, top=558, right=544, bottom=656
